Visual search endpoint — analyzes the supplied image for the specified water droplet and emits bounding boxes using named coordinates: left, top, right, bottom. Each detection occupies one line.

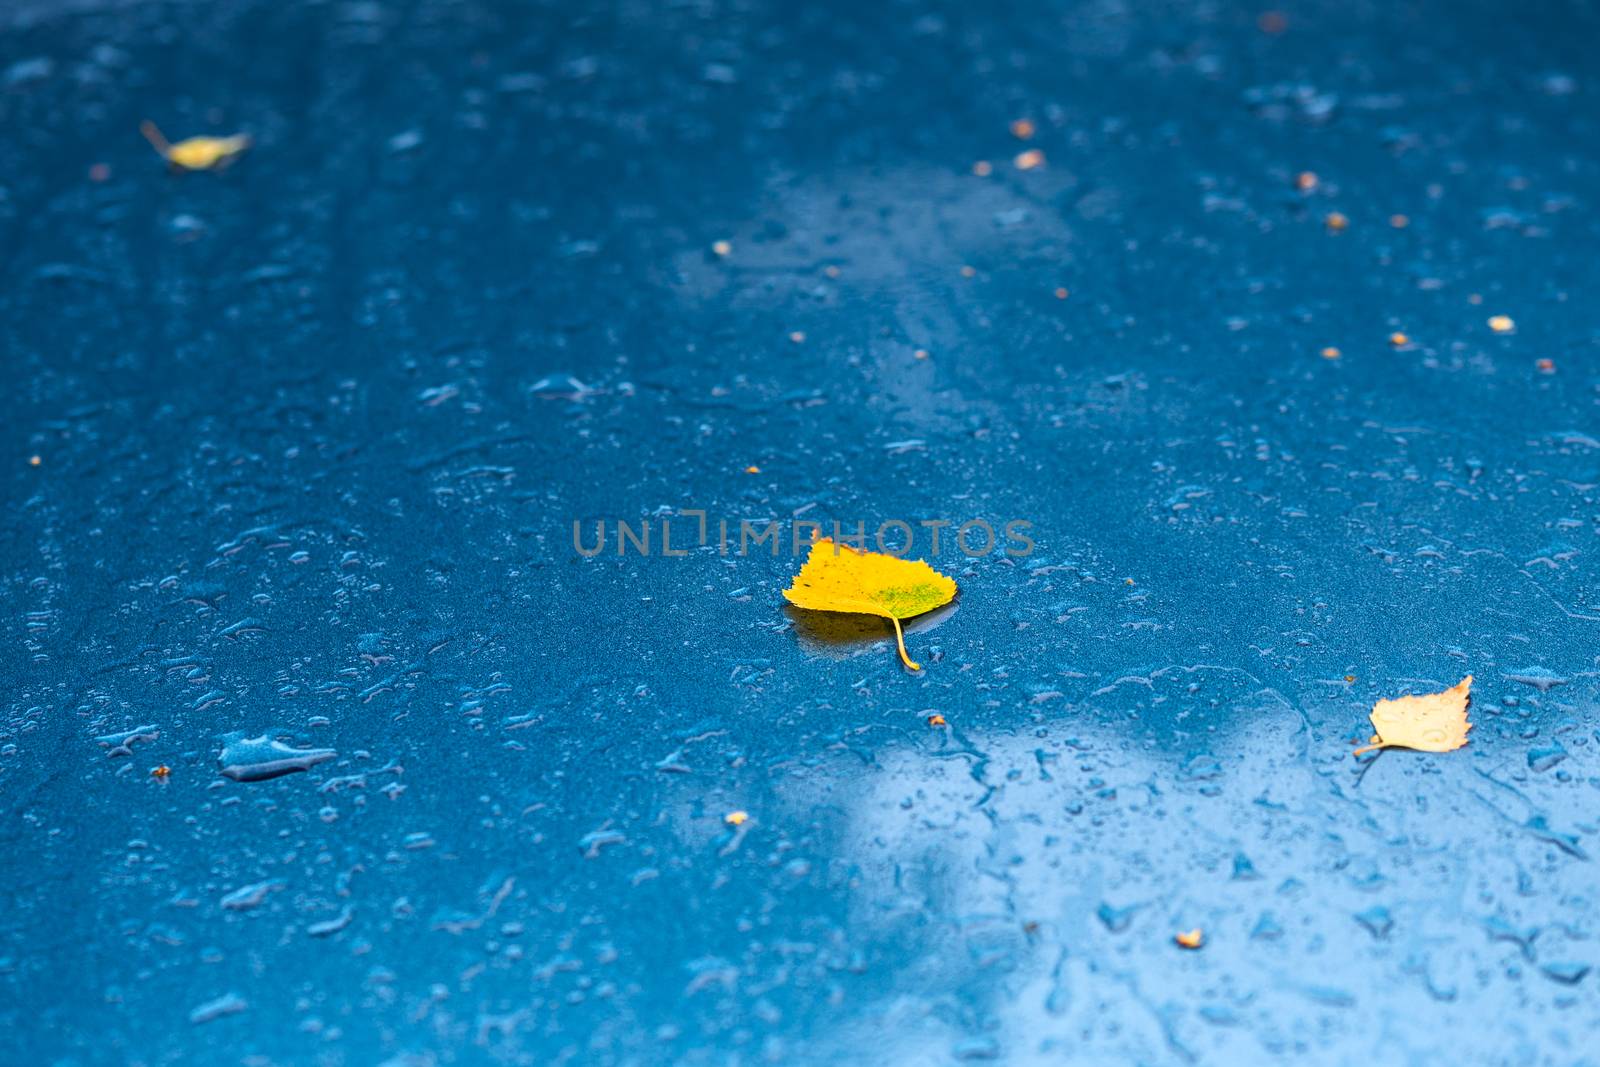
left=218, top=733, right=336, bottom=782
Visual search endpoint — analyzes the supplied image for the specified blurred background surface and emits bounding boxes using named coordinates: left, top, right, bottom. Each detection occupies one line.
left=3, top=0, right=1599, bottom=1063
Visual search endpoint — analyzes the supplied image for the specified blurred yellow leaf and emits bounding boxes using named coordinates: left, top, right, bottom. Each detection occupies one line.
left=141, top=121, right=251, bottom=171
left=1354, top=676, right=1472, bottom=756
left=782, top=538, right=956, bottom=671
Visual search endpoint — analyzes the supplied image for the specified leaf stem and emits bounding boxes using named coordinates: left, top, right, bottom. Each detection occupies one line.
left=891, top=616, right=919, bottom=671
left=140, top=120, right=171, bottom=157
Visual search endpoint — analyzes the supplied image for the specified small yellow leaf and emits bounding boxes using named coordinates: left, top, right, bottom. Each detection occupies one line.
left=782, top=538, right=957, bottom=671
left=1353, top=676, right=1472, bottom=756
left=141, top=121, right=251, bottom=171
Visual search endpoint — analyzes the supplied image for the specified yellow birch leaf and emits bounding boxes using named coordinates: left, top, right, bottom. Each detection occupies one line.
left=141, top=121, right=251, bottom=171
left=782, top=537, right=957, bottom=671
left=1353, top=676, right=1472, bottom=756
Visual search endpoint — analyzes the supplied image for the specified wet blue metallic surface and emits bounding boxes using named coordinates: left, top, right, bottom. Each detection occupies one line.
left=3, top=0, right=1599, bottom=1063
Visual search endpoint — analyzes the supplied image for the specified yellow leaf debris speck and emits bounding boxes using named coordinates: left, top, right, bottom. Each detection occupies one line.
left=141, top=121, right=250, bottom=171
left=782, top=538, right=957, bottom=671
left=1353, top=676, right=1472, bottom=756
left=1014, top=148, right=1045, bottom=171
